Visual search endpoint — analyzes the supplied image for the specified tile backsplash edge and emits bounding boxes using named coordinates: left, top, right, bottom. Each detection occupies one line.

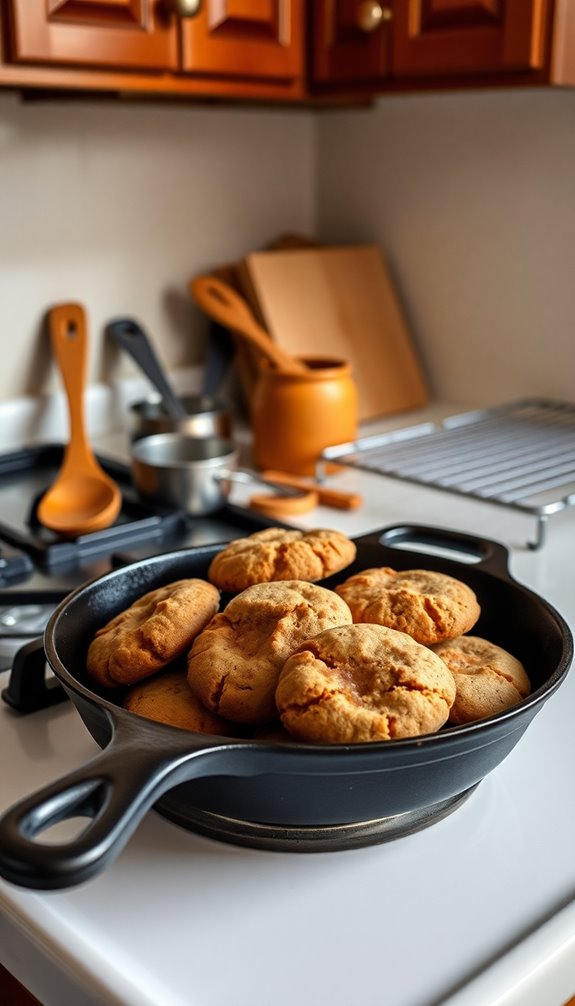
left=0, top=366, right=203, bottom=452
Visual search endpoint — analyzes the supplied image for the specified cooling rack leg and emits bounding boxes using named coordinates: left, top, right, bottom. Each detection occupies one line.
left=529, top=516, right=548, bottom=551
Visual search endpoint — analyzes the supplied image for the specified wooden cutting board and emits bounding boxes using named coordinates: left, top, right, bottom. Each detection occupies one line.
left=238, top=244, right=429, bottom=421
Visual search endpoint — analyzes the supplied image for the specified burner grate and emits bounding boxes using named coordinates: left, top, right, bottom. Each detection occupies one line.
left=0, top=444, right=188, bottom=567
left=319, top=399, right=575, bottom=549
left=156, top=785, right=479, bottom=851
left=0, top=542, right=34, bottom=586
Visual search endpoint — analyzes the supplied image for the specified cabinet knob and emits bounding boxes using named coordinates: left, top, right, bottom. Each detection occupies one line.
left=166, top=0, right=202, bottom=16
left=356, top=1, right=392, bottom=32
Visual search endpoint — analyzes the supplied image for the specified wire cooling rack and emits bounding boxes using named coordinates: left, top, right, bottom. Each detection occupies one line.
left=319, top=399, right=575, bottom=549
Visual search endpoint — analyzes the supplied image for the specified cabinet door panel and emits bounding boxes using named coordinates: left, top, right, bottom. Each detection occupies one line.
left=7, top=0, right=178, bottom=70
left=312, top=0, right=393, bottom=83
left=393, top=0, right=550, bottom=75
left=180, top=0, right=304, bottom=81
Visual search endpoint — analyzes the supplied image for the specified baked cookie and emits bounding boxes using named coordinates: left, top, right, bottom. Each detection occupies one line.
left=207, top=527, right=356, bottom=593
left=123, top=668, right=235, bottom=735
left=335, top=567, right=480, bottom=645
left=275, top=623, right=456, bottom=743
left=432, top=635, right=531, bottom=724
left=87, top=578, right=220, bottom=688
left=187, top=579, right=353, bottom=724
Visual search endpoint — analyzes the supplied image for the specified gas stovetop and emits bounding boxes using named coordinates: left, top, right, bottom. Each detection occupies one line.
left=0, top=442, right=279, bottom=690
left=0, top=443, right=187, bottom=589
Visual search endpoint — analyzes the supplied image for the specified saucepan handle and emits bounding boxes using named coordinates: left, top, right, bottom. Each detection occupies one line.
left=0, top=713, right=261, bottom=891
left=214, top=468, right=318, bottom=516
left=370, top=524, right=512, bottom=577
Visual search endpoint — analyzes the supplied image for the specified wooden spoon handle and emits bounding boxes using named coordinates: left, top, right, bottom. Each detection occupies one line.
left=48, top=303, right=90, bottom=465
left=261, top=469, right=362, bottom=510
left=249, top=489, right=319, bottom=518
left=190, top=275, right=308, bottom=377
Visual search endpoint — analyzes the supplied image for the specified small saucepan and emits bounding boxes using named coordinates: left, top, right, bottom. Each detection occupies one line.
left=130, top=433, right=318, bottom=516
left=128, top=394, right=232, bottom=442
left=0, top=524, right=571, bottom=890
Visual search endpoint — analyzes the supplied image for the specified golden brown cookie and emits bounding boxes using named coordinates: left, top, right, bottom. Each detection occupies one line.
left=87, top=578, right=220, bottom=688
left=123, top=668, right=235, bottom=735
left=207, top=527, right=356, bottom=593
left=335, top=567, right=480, bottom=645
left=275, top=623, right=457, bottom=743
left=432, top=635, right=531, bottom=724
left=187, top=579, right=353, bottom=724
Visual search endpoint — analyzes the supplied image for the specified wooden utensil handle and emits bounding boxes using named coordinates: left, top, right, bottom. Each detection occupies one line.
left=48, top=302, right=87, bottom=383
left=249, top=490, right=319, bottom=518
left=191, top=275, right=256, bottom=331
left=190, top=275, right=308, bottom=377
left=261, top=470, right=362, bottom=510
left=48, top=303, right=89, bottom=455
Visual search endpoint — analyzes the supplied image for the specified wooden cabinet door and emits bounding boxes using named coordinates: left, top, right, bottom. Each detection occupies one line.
left=312, top=0, right=393, bottom=83
left=393, top=0, right=551, bottom=76
left=180, top=0, right=304, bottom=82
left=6, top=0, right=178, bottom=71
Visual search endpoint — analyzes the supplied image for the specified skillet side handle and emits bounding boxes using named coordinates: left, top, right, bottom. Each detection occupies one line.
left=371, top=524, right=512, bottom=577
left=0, top=715, right=232, bottom=891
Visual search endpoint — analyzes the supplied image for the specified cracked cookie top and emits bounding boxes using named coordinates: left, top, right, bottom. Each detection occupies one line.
left=186, top=580, right=353, bottom=724
left=87, top=578, right=220, bottom=688
left=334, top=567, right=480, bottom=645
left=123, top=667, right=238, bottom=735
left=275, top=623, right=457, bottom=743
left=207, top=527, right=357, bottom=593
left=432, top=635, right=531, bottom=724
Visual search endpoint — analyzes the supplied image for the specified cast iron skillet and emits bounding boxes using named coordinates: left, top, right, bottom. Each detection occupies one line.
left=0, top=525, right=571, bottom=890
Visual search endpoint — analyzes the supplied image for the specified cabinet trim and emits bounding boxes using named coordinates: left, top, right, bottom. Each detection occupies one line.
left=6, top=0, right=179, bottom=72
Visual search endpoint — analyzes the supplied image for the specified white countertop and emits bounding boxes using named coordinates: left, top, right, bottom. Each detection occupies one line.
left=1, top=402, right=575, bottom=1006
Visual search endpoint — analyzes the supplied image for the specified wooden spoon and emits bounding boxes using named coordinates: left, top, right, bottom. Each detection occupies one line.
left=190, top=275, right=309, bottom=377
left=37, top=304, right=122, bottom=536
left=260, top=470, right=362, bottom=510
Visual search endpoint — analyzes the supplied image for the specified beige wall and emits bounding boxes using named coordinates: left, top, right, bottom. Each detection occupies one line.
left=0, top=93, right=315, bottom=400
left=317, top=88, right=575, bottom=407
left=1, top=86, right=574, bottom=410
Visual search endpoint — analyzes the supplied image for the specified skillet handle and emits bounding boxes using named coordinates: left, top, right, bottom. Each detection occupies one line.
left=370, top=524, right=512, bottom=577
left=0, top=713, right=242, bottom=891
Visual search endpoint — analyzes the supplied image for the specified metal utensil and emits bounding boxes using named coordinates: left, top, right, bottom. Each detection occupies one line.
left=106, top=317, right=187, bottom=422
left=37, top=304, right=122, bottom=536
left=201, top=322, right=235, bottom=397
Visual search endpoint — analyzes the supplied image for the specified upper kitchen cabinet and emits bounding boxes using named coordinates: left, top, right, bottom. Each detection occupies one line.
left=392, top=0, right=550, bottom=77
left=179, top=0, right=303, bottom=81
left=6, top=0, right=179, bottom=71
left=0, top=0, right=306, bottom=100
left=1, top=0, right=575, bottom=100
left=311, top=0, right=575, bottom=92
left=312, top=0, right=393, bottom=83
